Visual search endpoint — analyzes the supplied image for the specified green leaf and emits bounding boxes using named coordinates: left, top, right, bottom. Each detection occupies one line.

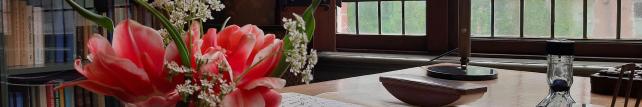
left=221, top=17, right=231, bottom=30
left=133, top=0, right=192, bottom=67
left=64, top=0, right=114, bottom=32
left=270, top=0, right=322, bottom=77
left=303, top=0, right=321, bottom=41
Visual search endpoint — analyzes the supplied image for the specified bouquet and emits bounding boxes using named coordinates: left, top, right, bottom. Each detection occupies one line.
left=59, top=0, right=321, bottom=107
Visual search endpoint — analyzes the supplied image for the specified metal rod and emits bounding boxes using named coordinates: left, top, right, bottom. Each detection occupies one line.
left=583, top=0, right=588, bottom=39
left=612, top=65, right=627, bottom=107
left=520, top=0, right=524, bottom=38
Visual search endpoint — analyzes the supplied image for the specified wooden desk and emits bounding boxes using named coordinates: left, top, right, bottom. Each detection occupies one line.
left=278, top=66, right=629, bottom=107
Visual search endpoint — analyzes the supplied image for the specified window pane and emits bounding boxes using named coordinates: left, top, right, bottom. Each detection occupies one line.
left=588, top=0, right=617, bottom=39
left=554, top=0, right=583, bottom=39
left=494, top=0, right=520, bottom=37
left=471, top=0, right=491, bottom=37
left=358, top=2, right=379, bottom=34
left=621, top=0, right=642, bottom=39
left=381, top=1, right=402, bottom=35
left=404, top=1, right=426, bottom=35
left=634, top=0, right=642, bottom=39
left=524, top=0, right=551, bottom=38
left=337, top=2, right=356, bottom=34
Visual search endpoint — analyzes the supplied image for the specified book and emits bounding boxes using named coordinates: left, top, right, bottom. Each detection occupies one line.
left=39, top=86, right=48, bottom=107
left=59, top=87, right=64, bottom=107
left=25, top=2, right=35, bottom=66
left=16, top=91, right=24, bottom=107
left=52, top=0, right=65, bottom=63
left=33, top=7, right=45, bottom=65
left=64, top=87, right=74, bottom=107
left=64, top=10, right=75, bottom=63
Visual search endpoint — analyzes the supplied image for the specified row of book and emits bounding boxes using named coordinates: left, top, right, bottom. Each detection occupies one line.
left=2, top=0, right=162, bottom=68
left=7, top=84, right=123, bottom=107
left=2, top=0, right=98, bottom=67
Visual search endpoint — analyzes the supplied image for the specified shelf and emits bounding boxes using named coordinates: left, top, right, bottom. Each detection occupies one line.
left=7, top=63, right=75, bottom=76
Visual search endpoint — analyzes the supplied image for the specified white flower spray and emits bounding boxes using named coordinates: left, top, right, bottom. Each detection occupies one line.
left=283, top=13, right=318, bottom=84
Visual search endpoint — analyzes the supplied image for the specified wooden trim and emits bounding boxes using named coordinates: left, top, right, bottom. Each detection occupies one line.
left=336, top=34, right=427, bottom=51
left=343, top=0, right=425, bottom=2
left=471, top=38, right=642, bottom=58
left=427, top=0, right=450, bottom=53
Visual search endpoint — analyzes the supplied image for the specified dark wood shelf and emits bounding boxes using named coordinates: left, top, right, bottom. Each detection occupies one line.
left=7, top=63, right=75, bottom=76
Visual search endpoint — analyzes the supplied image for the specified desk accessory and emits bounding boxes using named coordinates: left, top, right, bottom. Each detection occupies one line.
left=425, top=0, right=497, bottom=81
left=380, top=74, right=487, bottom=106
left=538, top=40, right=576, bottom=107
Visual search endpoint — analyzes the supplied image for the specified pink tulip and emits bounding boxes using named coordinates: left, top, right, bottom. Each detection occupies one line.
left=62, top=20, right=180, bottom=107
left=166, top=22, right=286, bottom=107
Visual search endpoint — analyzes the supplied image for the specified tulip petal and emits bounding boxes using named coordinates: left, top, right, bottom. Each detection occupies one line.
left=202, top=28, right=219, bottom=53
left=226, top=27, right=256, bottom=75
left=241, top=77, right=286, bottom=90
left=223, top=88, right=265, bottom=107
left=260, top=89, right=282, bottom=107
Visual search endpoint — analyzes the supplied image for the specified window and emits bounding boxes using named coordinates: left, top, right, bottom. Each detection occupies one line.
left=470, top=0, right=642, bottom=58
left=335, top=0, right=436, bottom=52
left=337, top=0, right=426, bottom=36
left=471, top=0, right=642, bottom=39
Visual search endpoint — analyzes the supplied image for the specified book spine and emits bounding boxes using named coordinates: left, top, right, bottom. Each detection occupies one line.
left=16, top=91, right=24, bottom=107
left=26, top=2, right=34, bottom=66
left=46, top=85, right=53, bottom=107
left=4, top=0, right=13, bottom=67
left=40, top=86, right=47, bottom=107
left=9, top=92, right=14, bottom=107
left=64, top=87, right=74, bottom=107
left=58, top=87, right=64, bottom=107
left=53, top=0, right=64, bottom=63
left=34, top=7, right=45, bottom=65
left=64, top=10, right=76, bottom=62
left=16, top=0, right=23, bottom=66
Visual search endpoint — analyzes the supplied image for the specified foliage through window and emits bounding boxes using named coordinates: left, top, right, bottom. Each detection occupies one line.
left=336, top=0, right=426, bottom=36
left=471, top=0, right=642, bottom=39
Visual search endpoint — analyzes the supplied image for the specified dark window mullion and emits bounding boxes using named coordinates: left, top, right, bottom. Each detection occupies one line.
left=615, top=0, right=622, bottom=40
left=520, top=0, right=524, bottom=38
left=491, top=0, right=495, bottom=38
left=402, top=0, right=405, bottom=35
left=356, top=0, right=360, bottom=35
left=378, top=0, right=382, bottom=35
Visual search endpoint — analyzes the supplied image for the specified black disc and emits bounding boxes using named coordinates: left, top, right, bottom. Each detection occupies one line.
left=427, top=65, right=498, bottom=81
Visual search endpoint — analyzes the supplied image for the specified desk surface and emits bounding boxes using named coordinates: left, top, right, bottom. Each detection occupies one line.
left=278, top=65, right=629, bottom=107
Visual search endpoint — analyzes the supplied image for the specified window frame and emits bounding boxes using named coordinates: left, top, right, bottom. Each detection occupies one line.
left=328, top=0, right=642, bottom=59
left=335, top=0, right=453, bottom=53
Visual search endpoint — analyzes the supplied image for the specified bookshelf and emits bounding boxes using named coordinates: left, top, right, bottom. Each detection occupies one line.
left=0, top=0, right=160, bottom=106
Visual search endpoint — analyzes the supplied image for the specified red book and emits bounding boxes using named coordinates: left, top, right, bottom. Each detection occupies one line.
left=46, top=84, right=54, bottom=107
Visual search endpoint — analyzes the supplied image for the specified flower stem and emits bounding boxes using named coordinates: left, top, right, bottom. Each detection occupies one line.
left=133, top=0, right=192, bottom=67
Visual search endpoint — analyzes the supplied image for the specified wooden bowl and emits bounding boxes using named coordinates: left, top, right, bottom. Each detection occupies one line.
left=380, top=74, right=487, bottom=107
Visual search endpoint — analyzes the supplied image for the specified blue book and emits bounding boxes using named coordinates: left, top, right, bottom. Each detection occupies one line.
left=63, top=10, right=75, bottom=62
left=42, top=0, right=55, bottom=63
left=9, top=93, right=14, bottom=107
left=55, top=34, right=64, bottom=63
left=16, top=92, right=24, bottom=107
left=64, top=87, right=74, bottom=107
left=45, top=34, right=56, bottom=63
left=53, top=2, right=65, bottom=63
